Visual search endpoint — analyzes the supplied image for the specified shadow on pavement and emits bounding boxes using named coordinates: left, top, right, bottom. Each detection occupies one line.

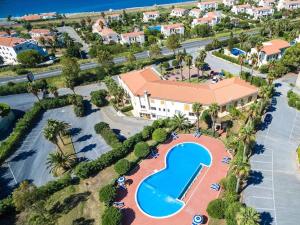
left=84, top=100, right=99, bottom=116
left=79, top=144, right=97, bottom=153
left=122, top=208, right=136, bottom=225
left=260, top=211, right=274, bottom=225
left=243, top=170, right=264, bottom=191
left=10, top=149, right=36, bottom=162
left=69, top=127, right=82, bottom=136
left=76, top=134, right=92, bottom=142
left=252, top=143, right=265, bottom=155
left=0, top=166, right=17, bottom=199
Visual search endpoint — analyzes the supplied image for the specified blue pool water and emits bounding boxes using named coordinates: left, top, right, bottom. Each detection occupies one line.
left=231, top=48, right=246, bottom=56
left=136, top=142, right=212, bottom=218
left=148, top=25, right=162, bottom=32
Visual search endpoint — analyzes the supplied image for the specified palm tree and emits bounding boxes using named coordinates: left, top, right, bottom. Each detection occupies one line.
left=47, top=152, right=74, bottom=174
left=239, top=123, right=255, bottom=160
left=194, top=56, right=204, bottom=81
left=192, top=103, right=203, bottom=131
left=184, top=54, right=193, bottom=82
left=49, top=85, right=59, bottom=98
left=232, top=160, right=250, bottom=193
left=225, top=135, right=239, bottom=155
left=176, top=52, right=185, bottom=81
left=171, top=113, right=191, bottom=132
left=43, top=125, right=64, bottom=155
left=236, top=207, right=261, bottom=225
left=247, top=101, right=259, bottom=122
left=250, top=53, right=258, bottom=76
left=238, top=32, right=248, bottom=48
left=208, top=103, right=219, bottom=135
left=27, top=83, right=40, bottom=102
left=238, top=54, right=246, bottom=76
left=267, top=70, right=276, bottom=85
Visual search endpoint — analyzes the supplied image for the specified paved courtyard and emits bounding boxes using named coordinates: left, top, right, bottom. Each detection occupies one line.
left=243, top=76, right=300, bottom=225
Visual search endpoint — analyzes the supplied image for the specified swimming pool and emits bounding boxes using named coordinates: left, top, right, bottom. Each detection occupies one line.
left=148, top=25, right=161, bottom=32
left=231, top=48, right=246, bottom=56
left=136, top=142, right=212, bottom=218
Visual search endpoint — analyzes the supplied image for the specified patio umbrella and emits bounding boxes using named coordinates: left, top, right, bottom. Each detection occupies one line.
left=192, top=215, right=203, bottom=225
left=117, top=176, right=126, bottom=185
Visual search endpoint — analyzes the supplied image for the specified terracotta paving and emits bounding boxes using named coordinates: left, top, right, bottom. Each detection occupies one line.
left=119, top=134, right=230, bottom=225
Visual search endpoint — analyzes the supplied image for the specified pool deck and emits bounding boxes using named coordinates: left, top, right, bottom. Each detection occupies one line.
left=119, top=134, right=230, bottom=225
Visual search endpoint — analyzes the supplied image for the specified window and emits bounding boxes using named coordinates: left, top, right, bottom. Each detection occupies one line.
left=248, top=96, right=252, bottom=102
left=163, top=109, right=165, bottom=111
left=150, top=107, right=156, bottom=110
left=141, top=105, right=146, bottom=109
left=189, top=112, right=195, bottom=116
left=167, top=109, right=170, bottom=112
left=159, top=108, right=161, bottom=111
left=160, top=100, right=165, bottom=105
left=184, top=104, right=190, bottom=111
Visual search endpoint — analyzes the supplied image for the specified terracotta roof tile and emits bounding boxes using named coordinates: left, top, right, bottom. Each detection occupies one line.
left=0, top=37, right=27, bottom=47
left=261, top=39, right=290, bottom=55
left=121, top=31, right=144, bottom=38
left=162, top=23, right=184, bottom=29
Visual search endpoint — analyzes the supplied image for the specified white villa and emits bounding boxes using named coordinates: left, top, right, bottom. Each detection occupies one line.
left=161, top=24, right=185, bottom=37
left=99, top=28, right=120, bottom=44
left=197, top=1, right=219, bottom=11
left=106, top=13, right=121, bottom=22
left=250, top=39, right=290, bottom=66
left=258, top=0, right=276, bottom=7
left=0, top=37, right=47, bottom=65
left=250, top=6, right=274, bottom=19
left=189, top=8, right=202, bottom=18
left=191, top=11, right=221, bottom=27
left=231, top=4, right=252, bottom=14
left=29, top=29, right=52, bottom=38
left=277, top=0, right=300, bottom=10
left=118, top=67, right=258, bottom=121
left=143, top=11, right=160, bottom=22
left=170, top=8, right=188, bottom=17
left=120, top=31, right=145, bottom=45
left=222, top=0, right=238, bottom=6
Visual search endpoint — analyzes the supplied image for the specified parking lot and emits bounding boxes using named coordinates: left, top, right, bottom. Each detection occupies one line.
left=243, top=77, right=300, bottom=225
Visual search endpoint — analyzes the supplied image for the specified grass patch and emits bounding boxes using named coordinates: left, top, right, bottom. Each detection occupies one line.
left=208, top=218, right=226, bottom=225
left=297, top=146, right=300, bottom=164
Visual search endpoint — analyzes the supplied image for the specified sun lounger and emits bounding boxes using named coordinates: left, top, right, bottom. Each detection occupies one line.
left=113, top=202, right=125, bottom=208
left=151, top=150, right=159, bottom=159
left=210, top=183, right=220, bottom=191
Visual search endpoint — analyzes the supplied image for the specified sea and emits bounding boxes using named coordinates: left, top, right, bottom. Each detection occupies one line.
left=0, top=0, right=192, bottom=18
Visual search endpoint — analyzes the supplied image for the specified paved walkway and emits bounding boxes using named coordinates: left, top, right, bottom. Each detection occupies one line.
left=121, top=134, right=230, bottom=225
left=243, top=76, right=300, bottom=225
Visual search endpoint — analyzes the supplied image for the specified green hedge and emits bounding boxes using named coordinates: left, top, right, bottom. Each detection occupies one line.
left=287, top=90, right=300, bottom=110
left=240, top=72, right=267, bottom=87
left=0, top=80, right=48, bottom=96
left=98, top=184, right=117, bottom=206
left=94, top=122, right=121, bottom=148
left=212, top=51, right=250, bottom=69
left=120, top=105, right=133, bottom=113
left=0, top=95, right=72, bottom=163
left=90, top=90, right=108, bottom=107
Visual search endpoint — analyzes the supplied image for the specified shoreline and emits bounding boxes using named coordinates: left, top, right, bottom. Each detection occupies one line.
left=0, top=1, right=197, bottom=20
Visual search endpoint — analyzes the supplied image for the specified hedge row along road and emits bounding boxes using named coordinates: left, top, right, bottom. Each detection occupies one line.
left=0, top=30, right=259, bottom=85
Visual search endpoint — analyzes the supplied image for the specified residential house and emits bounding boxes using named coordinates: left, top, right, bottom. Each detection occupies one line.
left=92, top=18, right=107, bottom=33
left=277, top=0, right=300, bottom=10
left=99, top=28, right=120, bottom=44
left=222, top=0, right=239, bottom=6
left=120, top=31, right=145, bottom=45
left=170, top=8, right=188, bottom=17
left=191, top=11, right=221, bottom=27
left=143, top=11, right=160, bottom=22
left=0, top=37, right=47, bottom=65
left=189, top=8, right=202, bottom=18
left=106, top=13, right=121, bottom=22
left=231, top=4, right=252, bottom=14
left=249, top=6, right=274, bottom=19
left=22, top=13, right=57, bottom=21
left=118, top=67, right=258, bottom=120
left=250, top=39, right=290, bottom=66
left=29, top=29, right=52, bottom=38
left=161, top=23, right=185, bottom=37
left=258, top=0, right=276, bottom=7
left=197, top=1, right=219, bottom=11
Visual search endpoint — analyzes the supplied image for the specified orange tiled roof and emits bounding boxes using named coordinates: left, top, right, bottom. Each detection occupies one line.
left=30, top=29, right=51, bottom=34
left=143, top=11, right=159, bottom=15
left=22, top=14, right=41, bottom=21
left=121, top=31, right=144, bottom=38
left=261, top=39, right=290, bottom=55
left=0, top=37, right=27, bottom=47
left=253, top=6, right=273, bottom=11
left=172, top=8, right=187, bottom=12
left=162, top=23, right=184, bottom=29
left=120, top=67, right=258, bottom=105
left=235, top=4, right=251, bottom=8
left=100, top=28, right=118, bottom=36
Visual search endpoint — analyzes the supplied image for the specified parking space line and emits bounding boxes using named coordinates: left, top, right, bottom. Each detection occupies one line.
left=249, top=186, right=273, bottom=191
left=251, top=160, right=272, bottom=164
left=7, top=162, right=18, bottom=184
left=248, top=196, right=274, bottom=200
left=289, top=111, right=299, bottom=142
left=256, top=207, right=275, bottom=211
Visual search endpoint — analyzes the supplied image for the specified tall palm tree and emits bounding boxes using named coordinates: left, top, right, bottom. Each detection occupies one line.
left=192, top=103, right=203, bottom=131
left=176, top=52, right=185, bottom=81
left=208, top=103, right=219, bottom=135
left=194, top=56, right=204, bottom=81
left=238, top=32, right=248, bottom=49
left=47, top=152, right=74, bottom=174
left=43, top=125, right=64, bottom=155
left=247, top=101, right=260, bottom=123
left=184, top=54, right=193, bottom=82
left=49, top=85, right=59, bottom=98
left=27, top=83, right=41, bottom=102
left=250, top=53, right=258, bottom=76
left=238, top=54, right=246, bottom=76
left=171, top=113, right=191, bottom=132
left=225, top=135, right=239, bottom=155
left=239, top=123, right=255, bottom=160
left=232, top=160, right=250, bottom=193
left=236, top=207, right=261, bottom=225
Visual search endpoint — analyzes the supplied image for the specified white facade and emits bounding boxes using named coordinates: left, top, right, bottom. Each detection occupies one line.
left=222, top=0, right=238, bottom=6
left=0, top=37, right=47, bottom=65
left=197, top=1, right=218, bottom=11
left=249, top=7, right=274, bottom=19
left=231, top=4, right=252, bottom=14
left=143, top=11, right=160, bottom=22
left=29, top=29, right=52, bottom=38
left=258, top=0, right=276, bottom=7
left=170, top=8, right=188, bottom=17
left=161, top=24, right=185, bottom=37
left=278, top=0, right=300, bottom=10
left=191, top=12, right=221, bottom=27
left=189, top=9, right=202, bottom=18
left=120, top=32, right=145, bottom=45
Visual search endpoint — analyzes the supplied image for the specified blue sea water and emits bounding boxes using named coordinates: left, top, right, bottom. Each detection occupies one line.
left=136, top=142, right=212, bottom=218
left=0, top=0, right=192, bottom=18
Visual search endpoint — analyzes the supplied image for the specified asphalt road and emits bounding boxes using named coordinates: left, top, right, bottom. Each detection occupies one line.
left=0, top=34, right=243, bottom=85
left=242, top=75, right=300, bottom=225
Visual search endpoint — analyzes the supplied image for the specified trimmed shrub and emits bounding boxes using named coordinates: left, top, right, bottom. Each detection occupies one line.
left=225, top=202, right=243, bottom=225
left=90, top=90, right=108, bottom=107
left=259, top=64, right=269, bottom=73
left=207, top=199, right=226, bottom=219
left=201, top=110, right=212, bottom=128
left=94, top=122, right=109, bottom=134
left=99, top=184, right=116, bottom=206
left=114, top=159, right=131, bottom=175
left=94, top=122, right=121, bottom=148
left=224, top=174, right=237, bottom=193
left=152, top=128, right=168, bottom=143
left=141, top=126, right=153, bottom=140
left=0, top=196, right=14, bottom=215
left=0, top=103, right=11, bottom=117
left=120, top=105, right=133, bottom=113
left=102, top=207, right=122, bottom=225
left=134, top=141, right=150, bottom=159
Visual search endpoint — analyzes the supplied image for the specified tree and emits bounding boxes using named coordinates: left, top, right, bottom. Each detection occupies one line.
left=238, top=54, right=246, bottom=75
left=62, top=57, right=80, bottom=94
left=0, top=103, right=10, bottom=117
left=27, top=83, right=41, bottom=101
left=99, top=184, right=117, bottom=206
left=184, top=54, right=193, bottom=82
left=65, top=42, right=82, bottom=58
left=149, top=44, right=161, bottom=58
left=206, top=199, right=225, bottom=219
left=102, top=207, right=122, bottom=225
left=250, top=53, right=258, bottom=76
left=238, top=32, right=248, bottom=48
left=12, top=180, right=37, bottom=211
left=171, top=113, right=191, bottom=132
left=90, top=90, right=108, bottom=107
left=208, top=103, right=220, bottom=135
left=17, top=50, right=42, bottom=67
left=126, top=52, right=136, bottom=65
left=195, top=49, right=207, bottom=80
left=46, top=152, right=74, bottom=175
left=114, top=159, right=131, bottom=175
left=97, top=50, right=114, bottom=72
left=176, top=52, right=185, bottom=81
left=134, top=142, right=150, bottom=158
left=192, top=103, right=203, bottom=131
left=232, top=160, right=250, bottom=193
left=165, top=34, right=181, bottom=55
left=49, top=85, right=59, bottom=98
left=239, top=123, right=255, bottom=160
left=152, top=128, right=168, bottom=143
left=236, top=207, right=261, bottom=225
left=43, top=123, right=63, bottom=154
left=281, top=43, right=300, bottom=71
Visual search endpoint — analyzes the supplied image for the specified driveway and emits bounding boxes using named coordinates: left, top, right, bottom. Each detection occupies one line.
left=242, top=75, right=300, bottom=225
